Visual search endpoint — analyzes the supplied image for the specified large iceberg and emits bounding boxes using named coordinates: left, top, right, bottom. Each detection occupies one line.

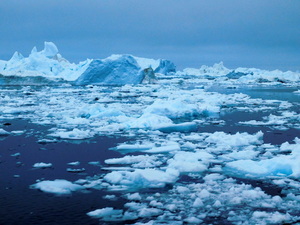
left=75, top=54, right=175, bottom=85
left=0, top=42, right=91, bottom=82
left=0, top=42, right=177, bottom=85
left=75, top=55, right=143, bottom=85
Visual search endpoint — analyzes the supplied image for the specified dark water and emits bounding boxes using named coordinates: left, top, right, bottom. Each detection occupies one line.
left=0, top=120, right=129, bottom=225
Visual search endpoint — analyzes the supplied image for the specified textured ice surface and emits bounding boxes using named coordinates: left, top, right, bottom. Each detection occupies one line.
left=31, top=179, right=85, bottom=195
left=33, top=162, right=53, bottom=168
left=0, top=72, right=299, bottom=224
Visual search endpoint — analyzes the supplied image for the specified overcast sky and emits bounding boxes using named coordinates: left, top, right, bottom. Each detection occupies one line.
left=0, top=0, right=299, bottom=70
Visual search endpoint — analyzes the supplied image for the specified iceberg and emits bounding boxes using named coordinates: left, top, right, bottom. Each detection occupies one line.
left=75, top=55, right=142, bottom=85
left=0, top=41, right=91, bottom=82
left=0, top=43, right=176, bottom=85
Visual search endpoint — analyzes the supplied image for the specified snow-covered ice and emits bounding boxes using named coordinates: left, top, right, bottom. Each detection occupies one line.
left=31, top=179, right=85, bottom=195
left=33, top=162, right=53, bottom=168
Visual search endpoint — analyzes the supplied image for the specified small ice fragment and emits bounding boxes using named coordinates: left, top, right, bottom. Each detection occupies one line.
left=103, top=195, right=117, bottom=200
left=126, top=193, right=142, bottom=201
left=87, top=207, right=123, bottom=220
left=33, top=162, right=52, bottom=168
left=67, top=161, right=80, bottom=166
left=0, top=128, right=10, bottom=136
left=31, top=179, right=85, bottom=195
left=11, top=153, right=21, bottom=157
left=66, top=168, right=86, bottom=173
left=88, top=161, right=101, bottom=166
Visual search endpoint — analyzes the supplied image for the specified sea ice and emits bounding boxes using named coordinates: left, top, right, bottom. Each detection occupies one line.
left=0, top=128, right=10, bottom=136
left=33, top=162, right=53, bottom=168
left=31, top=179, right=85, bottom=195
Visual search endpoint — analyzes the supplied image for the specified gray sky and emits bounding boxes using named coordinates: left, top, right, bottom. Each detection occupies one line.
left=1, top=0, right=299, bottom=70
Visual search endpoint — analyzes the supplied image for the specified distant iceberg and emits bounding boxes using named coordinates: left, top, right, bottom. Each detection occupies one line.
left=176, top=61, right=300, bottom=84
left=0, top=42, right=176, bottom=85
left=0, top=42, right=91, bottom=82
left=0, top=41, right=299, bottom=86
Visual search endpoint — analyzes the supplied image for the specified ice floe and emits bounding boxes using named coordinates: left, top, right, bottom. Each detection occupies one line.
left=31, top=179, right=85, bottom=195
left=33, top=162, right=53, bottom=168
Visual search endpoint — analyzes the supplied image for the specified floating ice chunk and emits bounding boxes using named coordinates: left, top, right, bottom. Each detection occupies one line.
left=203, top=173, right=225, bottom=182
left=184, top=216, right=203, bottom=224
left=280, top=138, right=300, bottom=152
left=176, top=186, right=190, bottom=193
left=67, top=168, right=86, bottom=173
left=157, top=122, right=198, bottom=133
left=167, top=151, right=208, bottom=173
left=251, top=211, right=291, bottom=224
left=31, top=179, right=85, bottom=195
left=103, top=195, right=117, bottom=200
left=103, top=168, right=179, bottom=190
left=125, top=113, right=173, bottom=130
left=138, top=208, right=163, bottom=218
left=87, top=207, right=123, bottom=221
left=225, top=158, right=294, bottom=177
left=88, top=161, right=101, bottom=166
left=223, top=147, right=259, bottom=160
left=143, top=142, right=180, bottom=154
left=11, top=152, right=21, bottom=157
left=11, top=130, right=25, bottom=135
left=126, top=193, right=142, bottom=201
left=33, top=162, right=52, bottom=168
left=115, top=144, right=154, bottom=152
left=294, top=90, right=300, bottom=94
left=105, top=155, right=161, bottom=168
left=144, top=99, right=199, bottom=119
left=226, top=138, right=300, bottom=178
left=0, top=128, right=10, bottom=136
left=49, top=128, right=93, bottom=139
left=205, top=131, right=263, bottom=147
left=67, top=161, right=80, bottom=166
left=193, top=198, right=204, bottom=207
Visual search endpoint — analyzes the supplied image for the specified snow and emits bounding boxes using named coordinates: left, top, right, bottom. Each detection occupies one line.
left=31, top=179, right=85, bottom=195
